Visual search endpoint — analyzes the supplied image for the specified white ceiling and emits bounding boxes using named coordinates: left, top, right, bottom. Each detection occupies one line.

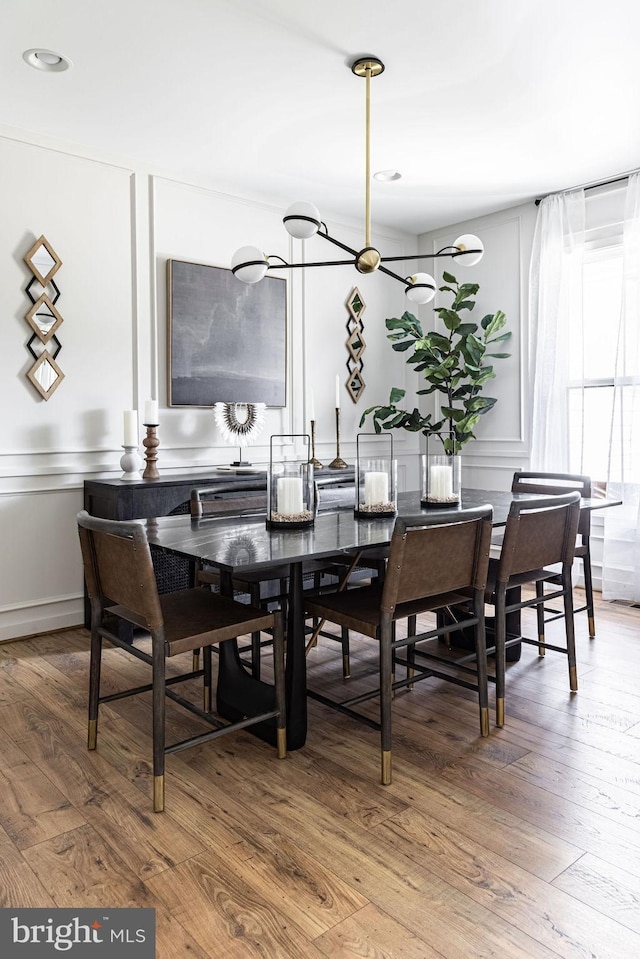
left=3, top=0, right=640, bottom=234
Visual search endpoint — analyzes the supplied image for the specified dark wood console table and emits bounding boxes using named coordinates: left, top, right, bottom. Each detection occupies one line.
left=84, top=467, right=355, bottom=521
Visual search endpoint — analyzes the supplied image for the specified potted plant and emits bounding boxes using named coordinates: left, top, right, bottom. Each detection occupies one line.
left=360, top=271, right=510, bottom=504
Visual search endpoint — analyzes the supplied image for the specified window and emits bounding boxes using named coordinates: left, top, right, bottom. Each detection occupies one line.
left=568, top=245, right=623, bottom=481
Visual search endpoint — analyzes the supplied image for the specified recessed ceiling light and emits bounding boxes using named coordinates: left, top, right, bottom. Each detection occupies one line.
left=373, top=170, right=402, bottom=182
left=23, top=49, right=72, bottom=72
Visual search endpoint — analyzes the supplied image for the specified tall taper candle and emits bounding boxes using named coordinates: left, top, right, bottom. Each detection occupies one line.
left=143, top=399, right=159, bottom=425
left=335, top=374, right=340, bottom=409
left=123, top=410, right=138, bottom=446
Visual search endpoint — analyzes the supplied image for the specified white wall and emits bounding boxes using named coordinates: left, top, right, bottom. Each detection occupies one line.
left=417, top=203, right=539, bottom=490
left=0, top=126, right=417, bottom=640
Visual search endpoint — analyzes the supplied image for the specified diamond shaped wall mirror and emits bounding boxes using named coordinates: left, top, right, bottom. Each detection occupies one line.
left=23, top=235, right=64, bottom=400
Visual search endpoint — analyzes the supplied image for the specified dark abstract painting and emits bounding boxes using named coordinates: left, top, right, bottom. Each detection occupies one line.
left=167, top=259, right=286, bottom=407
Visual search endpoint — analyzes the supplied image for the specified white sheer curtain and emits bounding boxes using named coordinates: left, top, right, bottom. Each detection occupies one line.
left=602, top=174, right=640, bottom=601
left=529, top=180, right=640, bottom=602
left=529, top=189, right=585, bottom=471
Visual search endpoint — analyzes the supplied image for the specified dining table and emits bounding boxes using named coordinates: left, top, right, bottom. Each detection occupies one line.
left=144, top=487, right=619, bottom=750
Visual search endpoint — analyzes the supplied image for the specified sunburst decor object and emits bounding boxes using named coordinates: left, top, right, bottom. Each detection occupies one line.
left=213, top=402, right=266, bottom=466
left=232, top=57, right=483, bottom=305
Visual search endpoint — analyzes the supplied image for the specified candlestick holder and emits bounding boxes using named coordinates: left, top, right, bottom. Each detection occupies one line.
left=142, top=425, right=160, bottom=480
left=120, top=445, right=142, bottom=482
left=310, top=419, right=323, bottom=469
left=328, top=408, right=349, bottom=469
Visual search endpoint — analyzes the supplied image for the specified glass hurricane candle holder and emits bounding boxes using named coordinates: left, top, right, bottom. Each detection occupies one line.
left=267, top=434, right=315, bottom=529
left=355, top=433, right=397, bottom=518
left=421, top=435, right=461, bottom=508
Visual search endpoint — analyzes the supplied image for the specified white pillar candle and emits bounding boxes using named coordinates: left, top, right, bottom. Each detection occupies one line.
left=143, top=399, right=159, bottom=425
left=335, top=374, right=341, bottom=409
left=430, top=463, right=453, bottom=499
left=123, top=410, right=138, bottom=447
left=364, top=471, right=389, bottom=505
left=277, top=476, right=304, bottom=515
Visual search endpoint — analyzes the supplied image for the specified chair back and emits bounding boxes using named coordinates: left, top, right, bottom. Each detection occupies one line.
left=190, top=485, right=267, bottom=517
left=494, top=491, right=581, bottom=586
left=314, top=480, right=355, bottom=512
left=77, top=510, right=163, bottom=630
left=511, top=471, right=591, bottom=540
left=381, top=506, right=493, bottom=612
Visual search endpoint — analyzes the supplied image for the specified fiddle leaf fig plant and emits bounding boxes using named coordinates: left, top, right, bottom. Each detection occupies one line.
left=360, top=272, right=511, bottom=454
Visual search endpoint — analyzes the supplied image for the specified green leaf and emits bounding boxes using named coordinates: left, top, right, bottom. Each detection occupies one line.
left=487, top=352, right=511, bottom=359
left=481, top=310, right=507, bottom=337
left=391, top=340, right=414, bottom=352
left=389, top=387, right=406, bottom=404
left=442, top=271, right=457, bottom=284
left=440, top=309, right=461, bottom=331
left=453, top=299, right=475, bottom=312
left=457, top=283, right=480, bottom=297
left=426, top=332, right=451, bottom=350
left=441, top=406, right=466, bottom=422
left=454, top=323, right=478, bottom=337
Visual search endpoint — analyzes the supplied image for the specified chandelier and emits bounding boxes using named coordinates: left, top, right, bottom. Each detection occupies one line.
left=231, top=57, right=483, bottom=305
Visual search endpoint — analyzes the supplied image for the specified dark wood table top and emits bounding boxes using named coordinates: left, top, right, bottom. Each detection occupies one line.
left=145, top=488, right=620, bottom=573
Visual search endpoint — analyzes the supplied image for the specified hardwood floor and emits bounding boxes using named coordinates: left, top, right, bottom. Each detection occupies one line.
left=0, top=592, right=639, bottom=957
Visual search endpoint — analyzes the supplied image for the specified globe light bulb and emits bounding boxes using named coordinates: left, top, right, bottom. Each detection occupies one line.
left=283, top=201, right=321, bottom=239
left=405, top=272, right=436, bottom=304
left=231, top=246, right=269, bottom=283
left=453, top=234, right=484, bottom=266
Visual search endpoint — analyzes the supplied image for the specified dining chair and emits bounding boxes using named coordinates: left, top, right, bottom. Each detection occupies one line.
left=304, top=481, right=388, bottom=679
left=190, top=485, right=289, bottom=679
left=511, top=471, right=595, bottom=637
left=484, top=490, right=581, bottom=727
left=77, top=510, right=286, bottom=813
left=304, top=505, right=493, bottom=785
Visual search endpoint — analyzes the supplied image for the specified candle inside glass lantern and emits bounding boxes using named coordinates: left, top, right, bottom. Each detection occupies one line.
left=276, top=476, right=304, bottom=516
left=364, top=470, right=389, bottom=505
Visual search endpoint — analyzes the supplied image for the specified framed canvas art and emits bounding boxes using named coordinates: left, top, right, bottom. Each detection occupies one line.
left=167, top=259, right=287, bottom=407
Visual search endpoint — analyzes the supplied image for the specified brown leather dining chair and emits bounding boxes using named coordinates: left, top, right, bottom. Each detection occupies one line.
left=77, top=510, right=286, bottom=813
left=191, top=485, right=289, bottom=679
left=304, top=505, right=493, bottom=785
left=511, top=472, right=595, bottom=637
left=484, top=490, right=581, bottom=727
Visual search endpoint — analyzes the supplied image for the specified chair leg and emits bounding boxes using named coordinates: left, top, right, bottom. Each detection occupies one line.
left=203, top=645, right=212, bottom=712
left=406, top=614, right=416, bottom=689
left=87, top=618, right=102, bottom=750
left=473, top=602, right=490, bottom=738
left=536, top=581, right=546, bottom=655
left=152, top=632, right=166, bottom=813
left=494, top=589, right=507, bottom=727
left=379, top=615, right=393, bottom=785
left=271, top=610, right=287, bottom=760
left=341, top=627, right=351, bottom=679
left=249, top=584, right=262, bottom=680
left=582, top=551, right=596, bottom=638
left=563, top=572, right=578, bottom=692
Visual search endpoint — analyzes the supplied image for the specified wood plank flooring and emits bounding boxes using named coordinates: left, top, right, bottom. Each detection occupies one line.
left=0, top=592, right=639, bottom=957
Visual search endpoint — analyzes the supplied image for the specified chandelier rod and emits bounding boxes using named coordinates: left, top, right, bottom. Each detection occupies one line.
left=365, top=62, right=372, bottom=249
